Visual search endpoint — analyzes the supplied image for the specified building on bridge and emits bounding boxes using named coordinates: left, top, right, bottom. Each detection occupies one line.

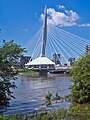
left=25, top=56, right=55, bottom=71
left=67, top=57, right=75, bottom=66
left=53, top=53, right=61, bottom=66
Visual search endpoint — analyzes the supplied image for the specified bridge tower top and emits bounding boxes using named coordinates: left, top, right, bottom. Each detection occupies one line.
left=41, top=6, right=47, bottom=57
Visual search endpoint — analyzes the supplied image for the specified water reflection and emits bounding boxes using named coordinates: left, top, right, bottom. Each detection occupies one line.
left=3, top=74, right=72, bottom=115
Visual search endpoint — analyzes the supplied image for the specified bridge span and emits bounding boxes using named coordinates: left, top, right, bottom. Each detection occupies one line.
left=26, top=64, right=71, bottom=75
left=25, top=7, right=90, bottom=75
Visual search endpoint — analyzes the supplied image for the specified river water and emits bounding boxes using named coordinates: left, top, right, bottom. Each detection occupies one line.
left=2, top=74, right=72, bottom=116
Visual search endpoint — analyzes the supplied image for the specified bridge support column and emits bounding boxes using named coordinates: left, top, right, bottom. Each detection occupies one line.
left=39, top=70, right=48, bottom=76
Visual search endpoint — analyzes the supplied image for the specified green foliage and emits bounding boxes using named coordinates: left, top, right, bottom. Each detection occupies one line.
left=57, top=108, right=67, bottom=120
left=32, top=108, right=68, bottom=120
left=54, top=92, right=62, bottom=103
left=45, top=92, right=63, bottom=106
left=70, top=104, right=90, bottom=115
left=0, top=40, right=26, bottom=108
left=20, top=71, right=39, bottom=75
left=0, top=114, right=27, bottom=120
left=51, top=110, right=57, bottom=120
left=0, top=105, right=90, bottom=120
left=45, top=92, right=52, bottom=106
left=55, top=92, right=60, bottom=100
left=41, top=114, right=52, bottom=120
left=32, top=105, right=90, bottom=120
left=45, top=92, right=52, bottom=101
left=28, top=113, right=53, bottom=120
left=69, top=54, right=90, bottom=103
left=69, top=104, right=90, bottom=120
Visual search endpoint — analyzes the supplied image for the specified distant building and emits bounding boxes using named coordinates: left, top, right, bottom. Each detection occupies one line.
left=20, top=56, right=31, bottom=68
left=86, top=44, right=90, bottom=53
left=67, top=57, right=75, bottom=66
left=53, top=53, right=61, bottom=65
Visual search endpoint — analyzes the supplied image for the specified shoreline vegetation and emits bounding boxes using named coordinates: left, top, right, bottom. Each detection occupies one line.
left=19, top=71, right=39, bottom=75
left=0, top=104, right=90, bottom=120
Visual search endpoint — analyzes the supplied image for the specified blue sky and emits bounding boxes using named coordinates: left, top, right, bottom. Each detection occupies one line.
left=0, top=0, right=90, bottom=55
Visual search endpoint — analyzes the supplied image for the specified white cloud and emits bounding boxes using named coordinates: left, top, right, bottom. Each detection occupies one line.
left=41, top=5, right=90, bottom=27
left=79, top=23, right=90, bottom=27
left=58, top=5, right=65, bottom=10
left=41, top=6, right=79, bottom=27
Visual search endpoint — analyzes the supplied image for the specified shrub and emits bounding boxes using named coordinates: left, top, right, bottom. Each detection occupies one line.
left=69, top=54, right=90, bottom=103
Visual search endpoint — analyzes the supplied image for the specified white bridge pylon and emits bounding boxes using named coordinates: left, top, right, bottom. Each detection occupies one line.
left=25, top=7, right=55, bottom=75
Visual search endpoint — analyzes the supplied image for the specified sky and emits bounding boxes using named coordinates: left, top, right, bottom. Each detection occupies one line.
left=0, top=0, right=90, bottom=56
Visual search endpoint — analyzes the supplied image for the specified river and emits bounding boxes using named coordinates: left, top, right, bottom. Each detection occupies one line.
left=2, top=74, right=72, bottom=116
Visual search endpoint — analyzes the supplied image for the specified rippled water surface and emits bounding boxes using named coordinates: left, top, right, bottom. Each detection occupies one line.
left=2, top=74, right=72, bottom=115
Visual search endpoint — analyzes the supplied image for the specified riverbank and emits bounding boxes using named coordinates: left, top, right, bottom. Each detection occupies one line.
left=0, top=104, right=90, bottom=120
left=19, top=71, right=39, bottom=75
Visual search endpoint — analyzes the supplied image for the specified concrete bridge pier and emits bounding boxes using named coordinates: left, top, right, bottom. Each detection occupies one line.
left=39, top=70, right=48, bottom=75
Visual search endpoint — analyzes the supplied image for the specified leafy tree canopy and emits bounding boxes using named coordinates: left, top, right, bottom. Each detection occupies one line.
left=70, top=53, right=90, bottom=103
left=0, top=40, right=26, bottom=108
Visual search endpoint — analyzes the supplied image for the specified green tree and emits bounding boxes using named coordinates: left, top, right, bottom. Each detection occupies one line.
left=45, top=92, right=52, bottom=106
left=70, top=53, right=90, bottom=103
left=0, top=40, right=26, bottom=108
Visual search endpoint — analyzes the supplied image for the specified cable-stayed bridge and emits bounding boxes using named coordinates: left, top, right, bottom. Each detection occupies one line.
left=25, top=7, right=90, bottom=75
left=26, top=25, right=90, bottom=63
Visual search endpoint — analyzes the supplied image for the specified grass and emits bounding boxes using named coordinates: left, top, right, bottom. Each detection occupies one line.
left=19, top=71, right=39, bottom=75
